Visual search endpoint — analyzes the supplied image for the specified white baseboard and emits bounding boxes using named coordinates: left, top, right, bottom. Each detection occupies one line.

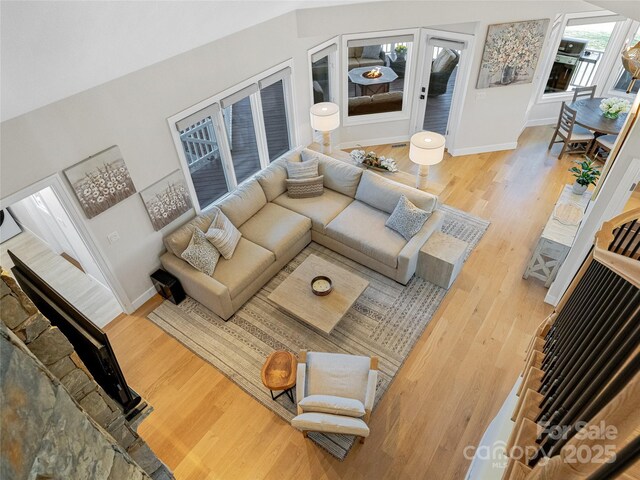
left=338, top=135, right=410, bottom=150
left=544, top=291, right=560, bottom=307
left=131, top=285, right=158, bottom=312
left=448, top=142, right=518, bottom=156
left=525, top=117, right=556, bottom=127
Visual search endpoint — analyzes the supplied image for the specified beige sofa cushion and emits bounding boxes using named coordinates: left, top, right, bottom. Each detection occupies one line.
left=163, top=211, right=216, bottom=257
left=272, top=188, right=353, bottom=233
left=239, top=203, right=311, bottom=259
left=306, top=352, right=371, bottom=403
left=325, top=201, right=406, bottom=268
left=255, top=150, right=303, bottom=202
left=212, top=237, right=275, bottom=298
left=291, top=412, right=370, bottom=437
left=217, top=179, right=267, bottom=227
left=299, top=395, right=365, bottom=418
left=355, top=170, right=438, bottom=214
left=301, top=149, right=363, bottom=197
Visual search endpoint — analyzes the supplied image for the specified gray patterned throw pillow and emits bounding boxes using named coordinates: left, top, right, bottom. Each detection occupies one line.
left=205, top=207, right=241, bottom=260
left=286, top=175, right=324, bottom=198
left=286, top=157, right=319, bottom=179
left=385, top=195, right=430, bottom=241
left=181, top=228, right=220, bottom=276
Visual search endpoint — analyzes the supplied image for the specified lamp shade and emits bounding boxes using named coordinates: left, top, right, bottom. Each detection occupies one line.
left=409, top=131, right=445, bottom=166
left=310, top=102, right=340, bottom=132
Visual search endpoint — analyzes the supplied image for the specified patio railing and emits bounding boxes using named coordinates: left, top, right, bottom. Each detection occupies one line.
left=570, top=49, right=604, bottom=89
left=180, top=110, right=233, bottom=173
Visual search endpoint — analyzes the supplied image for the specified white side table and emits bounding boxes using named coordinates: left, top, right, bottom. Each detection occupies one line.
left=417, top=231, right=468, bottom=289
left=523, top=184, right=591, bottom=287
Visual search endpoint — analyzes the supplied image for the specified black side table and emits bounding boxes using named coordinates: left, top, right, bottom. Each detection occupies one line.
left=150, top=269, right=186, bottom=305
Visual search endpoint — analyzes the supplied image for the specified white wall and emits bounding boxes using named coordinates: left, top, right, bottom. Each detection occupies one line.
left=295, top=1, right=600, bottom=153
left=0, top=1, right=608, bottom=312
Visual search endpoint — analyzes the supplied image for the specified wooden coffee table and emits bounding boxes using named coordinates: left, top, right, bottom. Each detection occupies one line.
left=268, top=254, right=369, bottom=334
left=261, top=350, right=297, bottom=402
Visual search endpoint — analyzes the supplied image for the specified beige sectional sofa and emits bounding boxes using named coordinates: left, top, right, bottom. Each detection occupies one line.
left=160, top=148, right=444, bottom=320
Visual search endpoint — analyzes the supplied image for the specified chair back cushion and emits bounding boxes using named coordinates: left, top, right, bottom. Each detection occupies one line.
left=305, top=352, right=370, bottom=403
left=217, top=178, right=267, bottom=227
left=299, top=394, right=365, bottom=418
left=355, top=170, right=438, bottom=214
left=301, top=149, right=363, bottom=197
left=256, top=149, right=303, bottom=201
left=432, top=48, right=458, bottom=73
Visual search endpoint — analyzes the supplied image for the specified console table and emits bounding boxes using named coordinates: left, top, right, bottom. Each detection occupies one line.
left=523, top=184, right=591, bottom=287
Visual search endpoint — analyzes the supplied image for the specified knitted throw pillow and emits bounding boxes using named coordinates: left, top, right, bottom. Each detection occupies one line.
left=286, top=175, right=324, bottom=198
left=286, top=157, right=319, bottom=179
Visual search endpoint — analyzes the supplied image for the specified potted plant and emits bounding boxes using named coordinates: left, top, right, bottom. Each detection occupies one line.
left=569, top=159, right=600, bottom=195
left=395, top=45, right=408, bottom=60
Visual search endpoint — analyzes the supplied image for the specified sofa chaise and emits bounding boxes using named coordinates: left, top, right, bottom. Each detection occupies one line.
left=160, top=148, right=444, bottom=320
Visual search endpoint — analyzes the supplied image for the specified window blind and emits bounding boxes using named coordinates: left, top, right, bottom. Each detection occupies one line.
left=347, top=34, right=414, bottom=48
left=311, top=44, right=338, bottom=63
left=176, top=103, right=221, bottom=132
left=428, top=37, right=466, bottom=50
left=220, top=84, right=259, bottom=109
left=567, top=14, right=627, bottom=27
left=258, top=67, right=292, bottom=90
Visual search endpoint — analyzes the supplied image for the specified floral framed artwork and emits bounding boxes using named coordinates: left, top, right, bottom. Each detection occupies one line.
left=477, top=19, right=549, bottom=89
left=140, top=170, right=193, bottom=231
left=64, top=146, right=137, bottom=219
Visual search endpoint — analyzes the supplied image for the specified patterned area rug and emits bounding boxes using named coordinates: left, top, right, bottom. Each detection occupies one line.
left=148, top=204, right=489, bottom=460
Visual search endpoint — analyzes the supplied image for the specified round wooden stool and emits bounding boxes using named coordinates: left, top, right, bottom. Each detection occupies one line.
left=261, top=351, right=297, bottom=402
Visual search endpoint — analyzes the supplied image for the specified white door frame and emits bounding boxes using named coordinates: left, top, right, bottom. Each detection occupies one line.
left=0, top=174, right=132, bottom=313
left=410, top=29, right=475, bottom=152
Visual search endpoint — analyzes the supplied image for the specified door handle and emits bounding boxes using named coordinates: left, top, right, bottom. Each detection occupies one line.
left=420, top=95, right=425, bottom=100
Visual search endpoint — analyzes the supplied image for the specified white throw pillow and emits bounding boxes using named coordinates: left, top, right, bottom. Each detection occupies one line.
left=299, top=394, right=366, bottom=418
left=385, top=195, right=430, bottom=241
left=181, top=228, right=220, bottom=276
left=205, top=207, right=241, bottom=260
left=287, top=157, right=319, bottom=179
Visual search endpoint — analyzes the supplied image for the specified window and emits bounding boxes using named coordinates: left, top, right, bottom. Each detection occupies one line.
left=171, top=64, right=296, bottom=211
left=345, top=32, right=414, bottom=118
left=544, top=14, right=625, bottom=95
left=612, top=26, right=640, bottom=95
left=221, top=89, right=261, bottom=185
left=259, top=69, right=292, bottom=160
left=309, top=40, right=338, bottom=105
left=177, top=106, right=230, bottom=208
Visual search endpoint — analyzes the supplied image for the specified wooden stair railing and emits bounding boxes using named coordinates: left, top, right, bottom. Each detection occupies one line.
left=503, top=208, right=640, bottom=480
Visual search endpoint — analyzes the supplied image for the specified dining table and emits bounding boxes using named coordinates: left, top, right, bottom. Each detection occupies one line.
left=569, top=97, right=628, bottom=136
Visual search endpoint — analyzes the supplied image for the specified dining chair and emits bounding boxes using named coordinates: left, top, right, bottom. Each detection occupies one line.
left=572, top=85, right=597, bottom=102
left=548, top=102, right=594, bottom=160
left=589, top=134, right=617, bottom=162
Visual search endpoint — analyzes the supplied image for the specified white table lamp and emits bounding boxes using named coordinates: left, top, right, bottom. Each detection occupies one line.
left=310, top=102, right=340, bottom=154
left=409, top=131, right=445, bottom=189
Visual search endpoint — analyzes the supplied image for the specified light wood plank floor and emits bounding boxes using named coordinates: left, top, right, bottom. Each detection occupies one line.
left=1, top=231, right=122, bottom=326
left=106, top=126, right=606, bottom=479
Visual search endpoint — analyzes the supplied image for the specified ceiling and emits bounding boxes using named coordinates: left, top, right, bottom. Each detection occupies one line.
left=2, top=0, right=635, bottom=123
left=0, top=0, right=379, bottom=122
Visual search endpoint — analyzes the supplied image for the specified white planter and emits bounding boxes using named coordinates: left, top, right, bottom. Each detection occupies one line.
left=573, top=182, right=588, bottom=195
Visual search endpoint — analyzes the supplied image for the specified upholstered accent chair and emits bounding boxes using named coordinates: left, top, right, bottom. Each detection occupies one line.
left=291, top=351, right=378, bottom=444
left=428, top=48, right=459, bottom=96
